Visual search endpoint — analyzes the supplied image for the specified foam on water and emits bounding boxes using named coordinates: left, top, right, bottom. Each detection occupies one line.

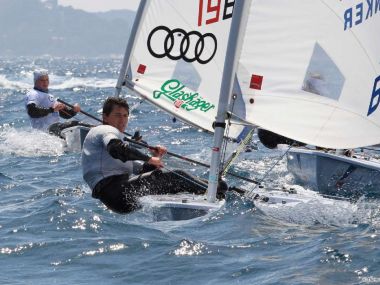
left=223, top=146, right=380, bottom=228
left=353, top=198, right=380, bottom=228
left=50, top=77, right=116, bottom=90
left=0, top=74, right=116, bottom=91
left=254, top=189, right=358, bottom=226
left=0, top=126, right=65, bottom=157
left=0, top=75, right=30, bottom=90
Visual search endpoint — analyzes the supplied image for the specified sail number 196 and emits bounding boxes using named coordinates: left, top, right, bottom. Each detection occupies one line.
left=198, top=0, right=235, bottom=26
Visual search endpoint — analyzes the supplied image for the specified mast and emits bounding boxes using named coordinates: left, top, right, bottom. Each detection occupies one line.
left=207, top=0, right=251, bottom=202
left=115, top=0, right=149, bottom=97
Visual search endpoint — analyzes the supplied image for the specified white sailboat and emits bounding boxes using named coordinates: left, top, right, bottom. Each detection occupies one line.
left=115, top=0, right=380, bottom=219
left=235, top=1, right=380, bottom=198
left=115, top=0, right=250, bottom=219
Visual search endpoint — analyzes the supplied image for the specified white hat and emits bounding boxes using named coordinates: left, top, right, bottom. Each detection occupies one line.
left=33, top=70, right=49, bottom=84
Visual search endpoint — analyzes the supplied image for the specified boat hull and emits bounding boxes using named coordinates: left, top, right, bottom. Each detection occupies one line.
left=60, top=125, right=90, bottom=152
left=287, top=148, right=380, bottom=198
left=139, top=194, right=224, bottom=221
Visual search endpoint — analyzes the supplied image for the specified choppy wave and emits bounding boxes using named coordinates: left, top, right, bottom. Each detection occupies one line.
left=50, top=77, right=116, bottom=90
left=0, top=75, right=30, bottom=90
left=255, top=189, right=358, bottom=225
left=0, top=126, right=65, bottom=157
left=0, top=74, right=116, bottom=91
left=0, top=172, right=12, bottom=183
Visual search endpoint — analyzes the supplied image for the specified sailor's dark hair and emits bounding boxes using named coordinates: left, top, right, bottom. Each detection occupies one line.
left=102, top=97, right=129, bottom=116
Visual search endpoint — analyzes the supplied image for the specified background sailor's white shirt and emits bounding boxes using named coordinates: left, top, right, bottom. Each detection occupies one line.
left=25, top=89, right=59, bottom=130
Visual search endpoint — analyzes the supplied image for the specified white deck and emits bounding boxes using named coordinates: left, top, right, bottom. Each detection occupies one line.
left=139, top=194, right=224, bottom=221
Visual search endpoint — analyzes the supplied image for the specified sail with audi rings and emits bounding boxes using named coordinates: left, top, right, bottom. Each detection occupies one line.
left=120, top=0, right=248, bottom=140
left=120, top=0, right=380, bottom=149
left=234, top=0, right=380, bottom=149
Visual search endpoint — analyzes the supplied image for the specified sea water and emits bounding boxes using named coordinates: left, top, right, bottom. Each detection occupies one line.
left=0, top=57, right=379, bottom=285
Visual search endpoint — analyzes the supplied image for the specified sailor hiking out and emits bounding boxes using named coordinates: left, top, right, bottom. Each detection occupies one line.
left=81, top=97, right=226, bottom=214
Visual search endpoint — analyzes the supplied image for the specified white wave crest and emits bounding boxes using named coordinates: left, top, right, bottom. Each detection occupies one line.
left=252, top=185, right=363, bottom=226
left=0, top=74, right=116, bottom=91
left=0, top=75, right=31, bottom=90
left=50, top=77, right=116, bottom=90
left=0, top=126, right=65, bottom=157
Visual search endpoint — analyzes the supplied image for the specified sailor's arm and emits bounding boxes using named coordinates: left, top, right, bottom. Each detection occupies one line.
left=107, top=139, right=163, bottom=168
left=26, top=103, right=55, bottom=118
left=59, top=103, right=81, bottom=119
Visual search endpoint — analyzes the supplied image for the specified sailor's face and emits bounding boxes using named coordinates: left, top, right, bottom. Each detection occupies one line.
left=35, top=75, right=49, bottom=90
left=103, top=105, right=129, bottom=132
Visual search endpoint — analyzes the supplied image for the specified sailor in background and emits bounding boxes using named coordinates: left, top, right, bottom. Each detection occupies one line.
left=257, top=128, right=306, bottom=149
left=25, top=70, right=82, bottom=136
left=258, top=128, right=353, bottom=157
left=82, top=97, right=226, bottom=214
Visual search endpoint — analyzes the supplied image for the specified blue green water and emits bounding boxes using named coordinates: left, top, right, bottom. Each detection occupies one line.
left=0, top=57, right=379, bottom=285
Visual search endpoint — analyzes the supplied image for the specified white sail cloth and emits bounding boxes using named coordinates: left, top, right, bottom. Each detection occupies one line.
left=126, top=0, right=248, bottom=140
left=124, top=0, right=380, bottom=149
left=236, top=0, right=380, bottom=148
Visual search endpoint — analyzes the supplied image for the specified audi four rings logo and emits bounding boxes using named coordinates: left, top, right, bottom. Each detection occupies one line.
left=147, top=26, right=217, bottom=65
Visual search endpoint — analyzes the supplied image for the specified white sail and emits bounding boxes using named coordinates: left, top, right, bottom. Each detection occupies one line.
left=124, top=0, right=248, bottom=140
left=235, top=0, right=380, bottom=149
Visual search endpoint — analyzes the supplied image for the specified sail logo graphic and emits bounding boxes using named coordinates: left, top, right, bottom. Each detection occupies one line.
left=367, top=75, right=380, bottom=116
left=344, top=0, right=380, bottom=30
left=153, top=79, right=215, bottom=112
left=147, top=26, right=217, bottom=65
